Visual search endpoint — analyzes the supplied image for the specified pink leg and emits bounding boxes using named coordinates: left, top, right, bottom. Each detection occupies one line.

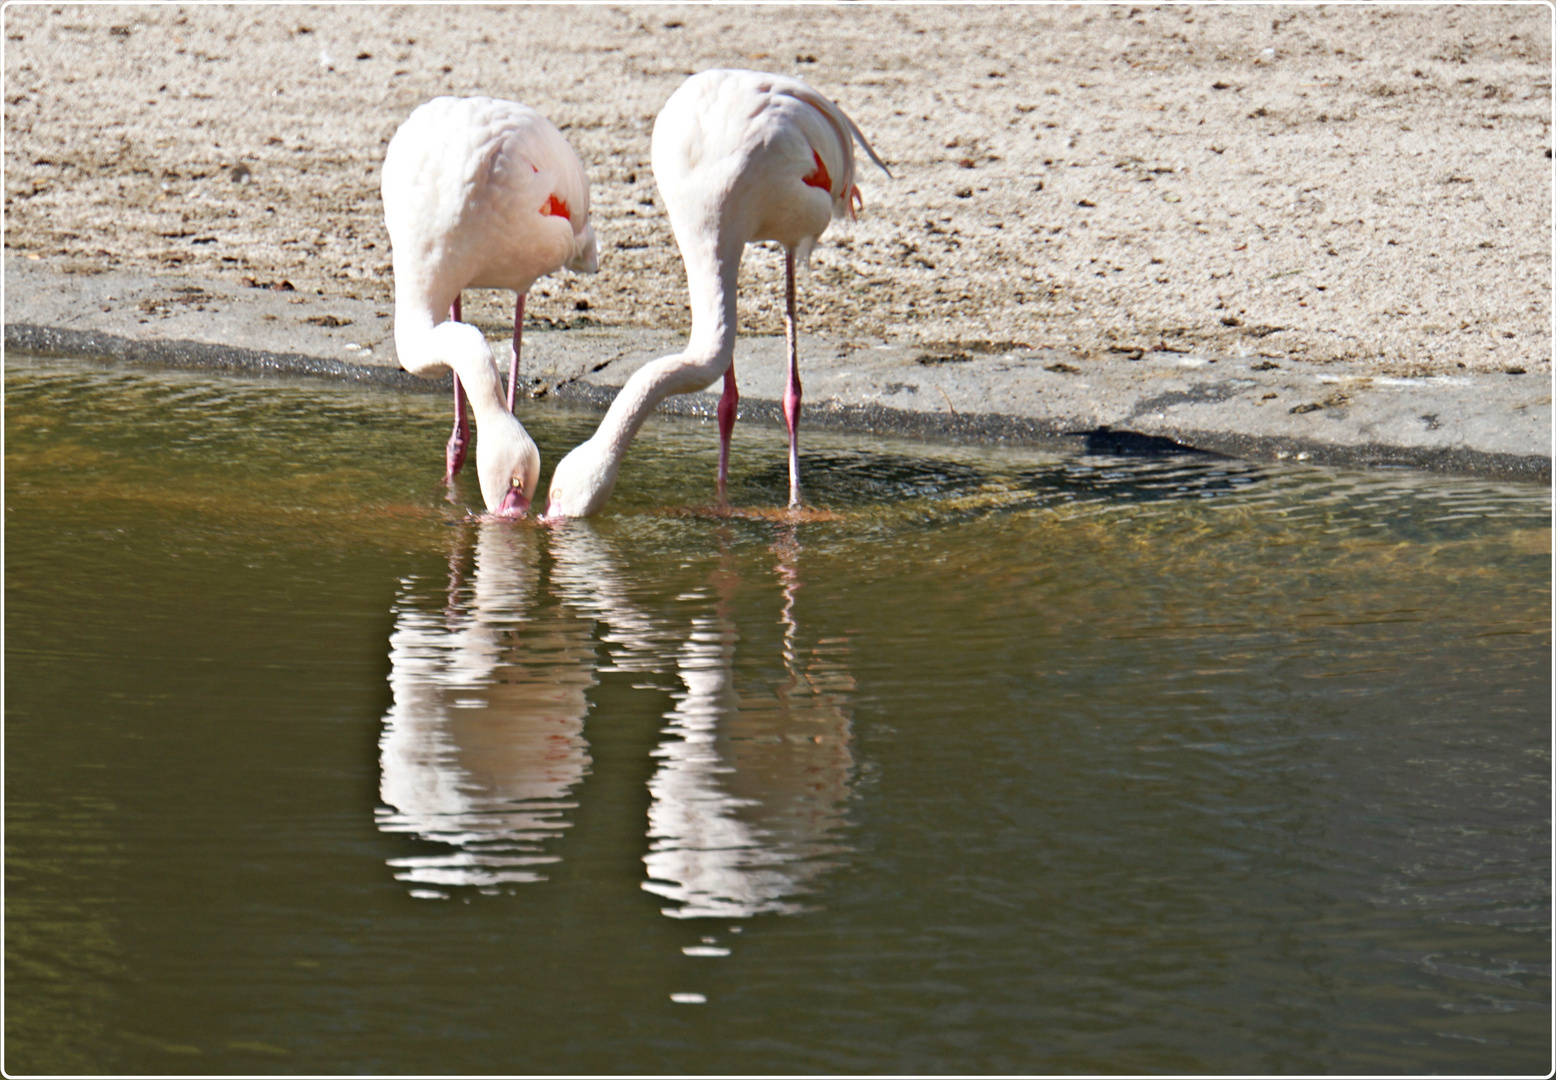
left=782, top=249, right=802, bottom=508
left=446, top=294, right=469, bottom=481
left=508, top=292, right=525, bottom=412
left=717, top=366, right=738, bottom=501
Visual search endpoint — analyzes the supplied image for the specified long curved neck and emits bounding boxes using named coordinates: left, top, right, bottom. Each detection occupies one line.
left=592, top=231, right=743, bottom=462
left=394, top=302, right=509, bottom=426
left=443, top=338, right=508, bottom=427
left=681, top=226, right=741, bottom=364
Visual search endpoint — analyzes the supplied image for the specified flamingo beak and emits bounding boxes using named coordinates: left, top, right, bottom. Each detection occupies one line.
left=493, top=485, right=530, bottom=518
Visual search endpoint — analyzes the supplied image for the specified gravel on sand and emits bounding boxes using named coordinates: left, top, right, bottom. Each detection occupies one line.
left=5, top=4, right=1550, bottom=379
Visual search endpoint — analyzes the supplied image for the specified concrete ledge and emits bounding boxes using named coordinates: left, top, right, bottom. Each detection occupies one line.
left=5, top=321, right=446, bottom=391
left=5, top=258, right=1550, bottom=485
left=550, top=376, right=1551, bottom=483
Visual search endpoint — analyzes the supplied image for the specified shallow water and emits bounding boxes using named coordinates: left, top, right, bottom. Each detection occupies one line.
left=6, top=356, right=1551, bottom=1075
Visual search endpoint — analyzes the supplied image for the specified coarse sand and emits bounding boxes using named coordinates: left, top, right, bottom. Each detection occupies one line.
left=4, top=4, right=1551, bottom=376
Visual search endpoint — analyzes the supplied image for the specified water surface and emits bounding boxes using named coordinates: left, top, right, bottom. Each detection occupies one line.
left=6, top=356, right=1550, bottom=1074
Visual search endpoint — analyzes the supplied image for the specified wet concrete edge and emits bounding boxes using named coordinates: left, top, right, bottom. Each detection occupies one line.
left=8, top=320, right=1551, bottom=484
left=6, top=322, right=450, bottom=392
left=549, top=373, right=1552, bottom=484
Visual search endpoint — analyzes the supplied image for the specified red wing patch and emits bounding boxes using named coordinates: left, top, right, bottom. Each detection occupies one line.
left=541, top=194, right=570, bottom=219
left=803, top=149, right=832, bottom=193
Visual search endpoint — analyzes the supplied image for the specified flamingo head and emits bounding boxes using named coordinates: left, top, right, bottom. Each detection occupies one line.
left=477, top=411, right=542, bottom=519
left=542, top=437, right=617, bottom=520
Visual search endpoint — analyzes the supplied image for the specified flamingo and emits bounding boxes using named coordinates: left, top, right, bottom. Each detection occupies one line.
left=545, top=69, right=888, bottom=518
left=381, top=96, right=598, bottom=515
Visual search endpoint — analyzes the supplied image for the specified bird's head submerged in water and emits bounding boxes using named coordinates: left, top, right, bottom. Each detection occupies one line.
left=543, top=435, right=619, bottom=520
left=478, top=412, right=541, bottom=518
left=414, top=320, right=541, bottom=519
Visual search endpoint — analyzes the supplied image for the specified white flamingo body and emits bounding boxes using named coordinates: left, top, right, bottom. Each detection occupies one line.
left=382, top=96, right=597, bottom=514
left=653, top=69, right=866, bottom=264
left=546, top=69, right=887, bottom=518
left=383, top=96, right=597, bottom=315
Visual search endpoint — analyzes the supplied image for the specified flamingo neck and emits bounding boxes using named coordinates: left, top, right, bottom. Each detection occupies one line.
left=396, top=317, right=518, bottom=468
left=453, top=352, right=509, bottom=426
left=681, top=230, right=742, bottom=363
left=598, top=236, right=742, bottom=462
left=395, top=304, right=508, bottom=421
left=547, top=235, right=745, bottom=517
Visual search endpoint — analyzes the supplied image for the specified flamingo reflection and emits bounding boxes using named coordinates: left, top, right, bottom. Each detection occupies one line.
left=642, top=524, right=856, bottom=918
left=376, top=522, right=595, bottom=891
left=376, top=517, right=856, bottom=918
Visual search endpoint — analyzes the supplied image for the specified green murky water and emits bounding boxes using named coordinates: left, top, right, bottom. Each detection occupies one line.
left=6, top=356, right=1550, bottom=1074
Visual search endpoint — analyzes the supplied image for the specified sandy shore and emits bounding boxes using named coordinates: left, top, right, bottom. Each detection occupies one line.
left=4, top=4, right=1551, bottom=379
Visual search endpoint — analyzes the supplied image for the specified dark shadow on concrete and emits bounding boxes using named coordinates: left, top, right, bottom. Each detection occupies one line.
left=1078, top=426, right=1223, bottom=458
